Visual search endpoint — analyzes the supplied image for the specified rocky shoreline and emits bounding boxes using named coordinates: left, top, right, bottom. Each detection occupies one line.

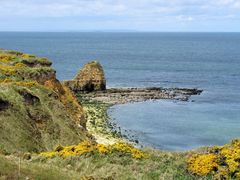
left=63, top=60, right=203, bottom=105
left=78, top=87, right=203, bottom=105
left=65, top=60, right=203, bottom=145
left=78, top=87, right=203, bottom=146
left=77, top=86, right=203, bottom=146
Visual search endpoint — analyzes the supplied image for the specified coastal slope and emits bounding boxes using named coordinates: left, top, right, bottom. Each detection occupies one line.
left=0, top=50, right=91, bottom=153
left=0, top=51, right=239, bottom=180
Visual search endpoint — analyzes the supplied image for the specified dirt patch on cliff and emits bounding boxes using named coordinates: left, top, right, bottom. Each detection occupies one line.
left=19, top=90, right=40, bottom=106
left=0, top=99, right=10, bottom=111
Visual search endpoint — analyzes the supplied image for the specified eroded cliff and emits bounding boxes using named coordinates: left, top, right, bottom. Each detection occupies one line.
left=0, top=50, right=91, bottom=153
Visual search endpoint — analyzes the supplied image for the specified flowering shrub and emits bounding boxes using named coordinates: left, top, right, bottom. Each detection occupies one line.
left=14, top=62, right=27, bottom=68
left=96, top=144, right=109, bottom=154
left=188, top=139, right=240, bottom=179
left=111, top=142, right=146, bottom=159
left=0, top=78, right=38, bottom=87
left=0, top=64, right=17, bottom=76
left=188, top=154, right=218, bottom=176
left=14, top=81, right=38, bottom=87
left=40, top=141, right=146, bottom=159
left=21, top=54, right=36, bottom=59
left=0, top=54, right=16, bottom=63
left=0, top=62, right=26, bottom=76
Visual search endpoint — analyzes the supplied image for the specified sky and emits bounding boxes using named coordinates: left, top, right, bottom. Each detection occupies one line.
left=0, top=0, right=240, bottom=32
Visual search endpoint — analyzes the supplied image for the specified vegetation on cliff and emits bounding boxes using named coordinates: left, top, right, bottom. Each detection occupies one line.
left=77, top=93, right=123, bottom=145
left=40, top=140, right=146, bottom=159
left=188, top=139, right=240, bottom=179
left=1, top=139, right=239, bottom=179
left=0, top=50, right=90, bottom=153
left=0, top=148, right=192, bottom=179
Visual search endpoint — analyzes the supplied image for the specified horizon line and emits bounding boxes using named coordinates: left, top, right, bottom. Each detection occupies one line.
left=0, top=30, right=240, bottom=33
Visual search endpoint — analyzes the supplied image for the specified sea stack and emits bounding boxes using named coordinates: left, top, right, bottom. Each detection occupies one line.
left=64, top=61, right=106, bottom=92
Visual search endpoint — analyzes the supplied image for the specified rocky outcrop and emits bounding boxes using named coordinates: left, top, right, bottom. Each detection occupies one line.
left=0, top=50, right=91, bottom=153
left=80, top=87, right=203, bottom=104
left=64, top=61, right=106, bottom=92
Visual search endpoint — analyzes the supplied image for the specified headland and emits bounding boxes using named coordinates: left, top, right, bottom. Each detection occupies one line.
left=0, top=50, right=239, bottom=179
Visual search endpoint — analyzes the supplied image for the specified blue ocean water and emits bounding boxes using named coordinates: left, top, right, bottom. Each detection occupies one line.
left=0, top=32, right=240, bottom=151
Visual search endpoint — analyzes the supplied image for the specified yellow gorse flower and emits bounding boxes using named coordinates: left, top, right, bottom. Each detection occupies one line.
left=14, top=81, right=38, bottom=87
left=21, top=54, right=36, bottom=59
left=111, top=142, right=146, bottom=159
left=187, top=139, right=240, bottom=178
left=40, top=141, right=146, bottom=159
left=0, top=62, right=26, bottom=76
left=0, top=54, right=16, bottom=63
left=0, top=64, right=18, bottom=76
left=188, top=154, right=218, bottom=176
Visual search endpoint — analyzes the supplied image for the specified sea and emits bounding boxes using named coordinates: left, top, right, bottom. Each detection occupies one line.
left=1, top=32, right=240, bottom=151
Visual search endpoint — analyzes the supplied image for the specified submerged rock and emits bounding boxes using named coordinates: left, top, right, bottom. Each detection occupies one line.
left=64, top=61, right=106, bottom=92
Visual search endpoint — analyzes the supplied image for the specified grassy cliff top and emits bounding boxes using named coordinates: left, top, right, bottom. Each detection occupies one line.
left=0, top=50, right=90, bottom=154
left=0, top=50, right=54, bottom=83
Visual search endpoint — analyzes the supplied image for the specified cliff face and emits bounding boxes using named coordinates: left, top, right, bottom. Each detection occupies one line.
left=0, top=50, right=90, bottom=153
left=64, top=61, right=106, bottom=92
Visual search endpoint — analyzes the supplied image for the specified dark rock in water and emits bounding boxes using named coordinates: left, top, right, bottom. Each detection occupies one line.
left=79, top=87, right=203, bottom=104
left=64, top=61, right=106, bottom=92
left=79, top=87, right=202, bottom=104
left=173, top=88, right=203, bottom=95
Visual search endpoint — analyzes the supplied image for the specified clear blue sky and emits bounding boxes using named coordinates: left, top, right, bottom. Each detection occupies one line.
left=1, top=0, right=240, bottom=32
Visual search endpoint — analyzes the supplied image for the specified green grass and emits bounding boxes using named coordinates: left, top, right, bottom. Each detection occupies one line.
left=0, top=77, right=89, bottom=154
left=0, top=148, right=211, bottom=180
left=0, top=50, right=91, bottom=154
left=0, top=155, right=76, bottom=180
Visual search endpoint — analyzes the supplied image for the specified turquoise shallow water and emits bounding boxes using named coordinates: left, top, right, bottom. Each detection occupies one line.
left=0, top=32, right=240, bottom=150
left=108, top=99, right=240, bottom=151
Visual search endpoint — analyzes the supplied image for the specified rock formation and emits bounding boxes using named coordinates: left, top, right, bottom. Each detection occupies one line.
left=64, top=61, right=106, bottom=92
left=0, top=50, right=91, bottom=153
